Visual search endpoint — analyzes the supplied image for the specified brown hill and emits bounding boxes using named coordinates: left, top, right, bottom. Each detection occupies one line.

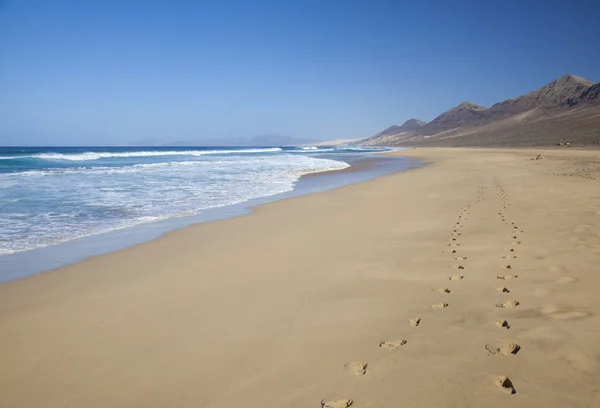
left=362, top=74, right=600, bottom=147
left=374, top=119, right=427, bottom=137
left=423, top=101, right=486, bottom=133
left=399, top=118, right=428, bottom=131
left=481, top=74, right=594, bottom=121
left=572, top=82, right=600, bottom=105
left=374, top=125, right=404, bottom=138
left=363, top=119, right=428, bottom=145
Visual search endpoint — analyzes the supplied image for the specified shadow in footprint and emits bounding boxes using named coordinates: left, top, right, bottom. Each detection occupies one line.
left=495, top=319, right=510, bottom=329
left=495, top=376, right=516, bottom=394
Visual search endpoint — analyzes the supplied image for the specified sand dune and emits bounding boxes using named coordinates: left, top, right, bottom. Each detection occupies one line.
left=1, top=148, right=600, bottom=407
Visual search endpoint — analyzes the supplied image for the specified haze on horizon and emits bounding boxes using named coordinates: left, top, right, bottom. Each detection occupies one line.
left=1, top=0, right=599, bottom=146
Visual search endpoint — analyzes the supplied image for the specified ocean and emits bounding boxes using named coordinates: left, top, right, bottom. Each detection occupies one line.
left=0, top=146, right=400, bottom=272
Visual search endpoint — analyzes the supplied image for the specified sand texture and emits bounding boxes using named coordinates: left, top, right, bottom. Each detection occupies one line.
left=1, top=148, right=600, bottom=407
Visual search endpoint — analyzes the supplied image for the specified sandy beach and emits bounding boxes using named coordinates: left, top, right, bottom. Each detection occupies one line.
left=1, top=148, right=599, bottom=408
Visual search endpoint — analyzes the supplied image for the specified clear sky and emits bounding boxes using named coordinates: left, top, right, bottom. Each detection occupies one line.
left=1, top=0, right=599, bottom=145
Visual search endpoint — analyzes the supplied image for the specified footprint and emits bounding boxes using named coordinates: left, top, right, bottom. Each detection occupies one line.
left=438, top=287, right=452, bottom=294
left=449, top=275, right=464, bottom=281
left=501, top=265, right=512, bottom=269
left=451, top=250, right=457, bottom=254
left=502, top=255, right=516, bottom=260
left=344, top=361, right=368, bottom=375
left=485, top=343, right=521, bottom=356
left=409, top=317, right=421, bottom=327
left=456, top=265, right=465, bottom=270
left=430, top=303, right=448, bottom=310
left=447, top=243, right=460, bottom=247
left=510, top=241, right=521, bottom=246
left=379, top=339, right=407, bottom=350
left=497, top=274, right=518, bottom=280
left=506, top=248, right=515, bottom=252
left=497, top=287, right=510, bottom=293
left=322, top=400, right=353, bottom=408
left=495, top=376, right=515, bottom=395
left=496, top=300, right=519, bottom=309
left=495, top=319, right=510, bottom=329
left=454, top=256, right=467, bottom=261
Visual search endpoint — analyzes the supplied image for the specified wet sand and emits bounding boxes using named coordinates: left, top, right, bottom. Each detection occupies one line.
left=1, top=148, right=599, bottom=407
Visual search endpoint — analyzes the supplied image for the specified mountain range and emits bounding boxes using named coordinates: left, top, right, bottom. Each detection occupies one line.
left=361, top=74, right=600, bottom=147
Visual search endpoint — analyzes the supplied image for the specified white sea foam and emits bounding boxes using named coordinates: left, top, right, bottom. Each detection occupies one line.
left=0, top=152, right=350, bottom=255
left=0, top=148, right=283, bottom=161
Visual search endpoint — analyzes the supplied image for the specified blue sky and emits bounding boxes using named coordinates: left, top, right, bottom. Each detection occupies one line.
left=1, top=0, right=599, bottom=145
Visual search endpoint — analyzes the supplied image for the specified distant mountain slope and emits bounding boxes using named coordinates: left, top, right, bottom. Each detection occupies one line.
left=362, top=74, right=600, bottom=147
left=399, top=118, right=427, bottom=131
left=412, top=105, right=600, bottom=147
left=572, top=82, right=600, bottom=105
left=424, top=101, right=486, bottom=133
left=375, top=118, right=427, bottom=137
left=482, top=74, right=594, bottom=121
left=359, top=119, right=428, bottom=146
left=375, top=125, right=404, bottom=137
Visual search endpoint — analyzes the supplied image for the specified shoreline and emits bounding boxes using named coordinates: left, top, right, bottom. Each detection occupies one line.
left=1, top=147, right=599, bottom=408
left=0, top=152, right=421, bottom=283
